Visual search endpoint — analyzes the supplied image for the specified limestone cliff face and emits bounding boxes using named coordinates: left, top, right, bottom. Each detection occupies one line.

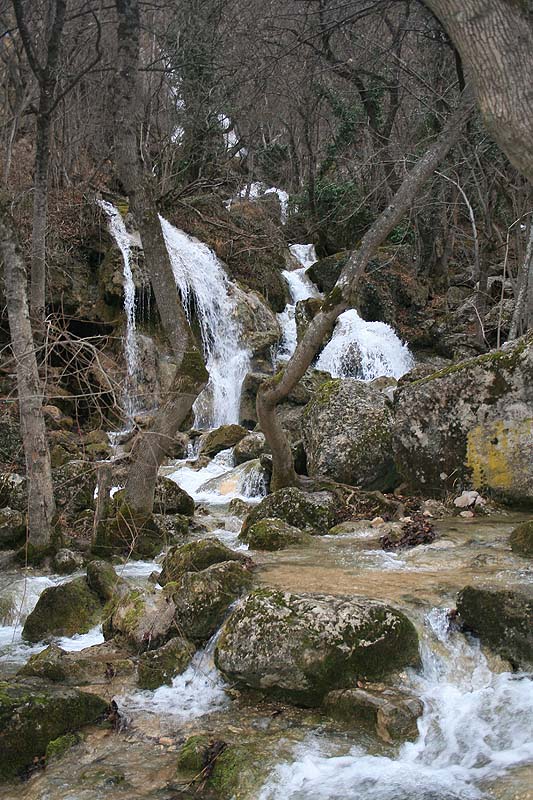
left=392, top=333, right=533, bottom=505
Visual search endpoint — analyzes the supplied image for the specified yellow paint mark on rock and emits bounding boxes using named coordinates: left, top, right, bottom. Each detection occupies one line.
left=467, top=418, right=533, bottom=496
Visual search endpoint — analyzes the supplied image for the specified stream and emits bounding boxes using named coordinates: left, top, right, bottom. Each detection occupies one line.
left=1, top=447, right=532, bottom=799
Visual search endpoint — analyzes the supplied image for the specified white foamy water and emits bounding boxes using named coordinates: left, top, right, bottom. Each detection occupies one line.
left=259, top=608, right=533, bottom=800
left=316, top=309, right=414, bottom=381
left=167, top=448, right=267, bottom=506
left=120, top=634, right=228, bottom=721
left=55, top=625, right=104, bottom=652
left=277, top=245, right=321, bottom=361
left=98, top=199, right=140, bottom=418
left=159, top=216, right=251, bottom=428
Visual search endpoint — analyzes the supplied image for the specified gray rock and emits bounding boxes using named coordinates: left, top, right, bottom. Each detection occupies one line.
left=392, top=333, right=533, bottom=503
left=215, top=589, right=420, bottom=705
left=245, top=518, right=313, bottom=550
left=103, top=586, right=177, bottom=652
left=0, top=507, right=25, bottom=549
left=53, top=548, right=84, bottom=575
left=137, top=637, right=195, bottom=689
left=234, top=432, right=268, bottom=464
left=153, top=476, right=195, bottom=516
left=302, top=378, right=398, bottom=490
left=159, top=537, right=250, bottom=586
left=240, top=487, right=339, bottom=539
left=323, top=685, right=423, bottom=742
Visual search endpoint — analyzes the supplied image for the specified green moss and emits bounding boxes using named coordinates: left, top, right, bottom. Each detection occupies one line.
left=138, top=637, right=194, bottom=689
left=177, top=734, right=210, bottom=773
left=510, top=520, right=533, bottom=558
left=210, top=744, right=263, bottom=799
left=246, top=518, right=312, bottom=551
left=22, top=577, right=103, bottom=643
left=45, top=732, right=82, bottom=761
left=180, top=347, right=209, bottom=386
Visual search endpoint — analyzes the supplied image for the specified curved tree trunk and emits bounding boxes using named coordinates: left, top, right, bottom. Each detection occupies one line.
left=114, top=0, right=208, bottom=514
left=0, top=200, right=55, bottom=549
left=258, top=92, right=474, bottom=489
left=424, top=0, right=533, bottom=184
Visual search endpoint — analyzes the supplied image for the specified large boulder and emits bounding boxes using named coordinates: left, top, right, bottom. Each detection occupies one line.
left=159, top=537, right=249, bottom=586
left=92, top=499, right=184, bottom=559
left=153, top=476, right=195, bottom=516
left=240, top=487, right=339, bottom=540
left=233, top=432, right=268, bottom=465
left=323, top=685, right=423, bottom=743
left=103, top=586, right=177, bottom=652
left=22, top=577, right=103, bottom=643
left=199, top=424, right=248, bottom=457
left=510, top=520, right=533, bottom=558
left=457, top=585, right=533, bottom=669
left=215, top=589, right=419, bottom=705
left=0, top=679, right=108, bottom=779
left=19, top=641, right=135, bottom=688
left=0, top=507, right=26, bottom=549
left=302, top=378, right=398, bottom=490
left=245, top=518, right=313, bottom=551
left=230, top=285, right=282, bottom=358
left=53, top=460, right=96, bottom=516
left=171, top=561, right=253, bottom=644
left=392, top=334, right=533, bottom=504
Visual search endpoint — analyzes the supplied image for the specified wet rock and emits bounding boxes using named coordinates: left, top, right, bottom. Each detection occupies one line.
left=18, top=644, right=78, bottom=683
left=392, top=333, right=533, bottom=504
left=154, top=476, right=195, bottom=516
left=45, top=732, right=82, bottom=762
left=199, top=424, right=248, bottom=457
left=0, top=678, right=108, bottom=779
left=20, top=641, right=136, bottom=687
left=103, top=586, right=177, bottom=652
left=215, top=589, right=420, bottom=705
left=137, top=636, right=195, bottom=689
left=231, top=285, right=282, bottom=358
left=509, top=520, right=533, bottom=558
left=454, top=490, right=486, bottom=509
left=244, top=518, right=313, bottom=550
left=0, top=472, right=27, bottom=512
left=170, top=561, right=253, bottom=644
left=53, top=548, right=84, bottom=575
left=240, top=487, right=339, bottom=539
left=302, top=378, right=398, bottom=491
left=228, top=498, right=252, bottom=518
left=0, top=507, right=25, bottom=549
left=323, top=685, right=423, bottom=742
left=92, top=499, right=177, bottom=559
left=86, top=560, right=126, bottom=602
left=159, top=537, right=250, bottom=586
left=233, top=432, right=267, bottom=464
left=380, top=514, right=436, bottom=550
left=177, top=733, right=212, bottom=772
left=457, top=585, right=533, bottom=669
left=22, top=577, right=103, bottom=643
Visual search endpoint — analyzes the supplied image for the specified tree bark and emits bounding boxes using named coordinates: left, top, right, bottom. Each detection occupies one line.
left=0, top=199, right=55, bottom=548
left=509, top=219, right=533, bottom=339
left=258, top=91, right=474, bottom=489
left=424, top=0, right=533, bottom=184
left=113, top=0, right=208, bottom=514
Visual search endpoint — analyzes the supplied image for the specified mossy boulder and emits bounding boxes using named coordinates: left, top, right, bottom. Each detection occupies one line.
left=199, top=424, right=248, bottom=457
left=0, top=414, right=23, bottom=469
left=231, top=285, right=282, bottom=358
left=22, top=577, right=103, bottom=643
left=245, top=518, right=312, bottom=551
left=392, top=333, right=533, bottom=503
left=86, top=559, right=126, bottom=602
left=233, top=432, right=268, bottom=465
left=153, top=476, right=195, bottom=516
left=20, top=641, right=135, bottom=687
left=159, top=537, right=249, bottom=586
left=510, top=520, right=533, bottom=557
left=302, top=379, right=398, bottom=491
left=18, top=644, right=77, bottom=683
left=92, top=499, right=177, bottom=559
left=45, top=732, right=82, bottom=761
left=137, top=636, right=195, bottom=690
left=177, top=733, right=211, bottom=772
left=0, top=679, right=107, bottom=780
left=457, top=585, right=533, bottom=669
left=307, top=252, right=348, bottom=293
left=240, top=487, right=338, bottom=540
left=53, top=460, right=96, bottom=516
left=0, top=507, right=26, bottom=549
left=215, top=589, right=420, bottom=706
left=171, top=561, right=253, bottom=644
left=209, top=742, right=266, bottom=799
left=0, top=472, right=27, bottom=512
left=102, top=586, right=177, bottom=652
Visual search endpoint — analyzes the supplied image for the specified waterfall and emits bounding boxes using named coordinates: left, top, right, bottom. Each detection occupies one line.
left=159, top=216, right=250, bottom=429
left=98, top=200, right=140, bottom=418
left=258, top=608, right=533, bottom=800
left=316, top=309, right=414, bottom=381
left=277, top=245, right=321, bottom=361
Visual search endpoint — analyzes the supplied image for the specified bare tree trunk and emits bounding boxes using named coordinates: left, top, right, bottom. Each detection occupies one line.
left=425, top=0, right=533, bottom=184
left=509, top=220, right=533, bottom=339
left=258, top=92, right=474, bottom=489
left=30, top=111, right=52, bottom=323
left=0, top=199, right=55, bottom=548
left=113, top=0, right=208, bottom=514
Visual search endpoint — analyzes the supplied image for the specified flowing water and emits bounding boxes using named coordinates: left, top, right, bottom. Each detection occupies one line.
left=98, top=200, right=140, bottom=418
left=279, top=245, right=414, bottom=380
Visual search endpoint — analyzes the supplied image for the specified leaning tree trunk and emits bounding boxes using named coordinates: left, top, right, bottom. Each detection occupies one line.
left=424, top=0, right=533, bottom=184
left=0, top=199, right=55, bottom=548
left=258, top=92, right=474, bottom=490
left=114, top=0, right=208, bottom=514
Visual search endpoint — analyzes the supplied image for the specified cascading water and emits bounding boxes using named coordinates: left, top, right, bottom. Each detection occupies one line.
left=258, top=608, right=533, bottom=800
left=98, top=200, right=140, bottom=418
left=159, top=216, right=251, bottom=428
left=277, top=245, right=321, bottom=361
left=316, top=309, right=415, bottom=380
